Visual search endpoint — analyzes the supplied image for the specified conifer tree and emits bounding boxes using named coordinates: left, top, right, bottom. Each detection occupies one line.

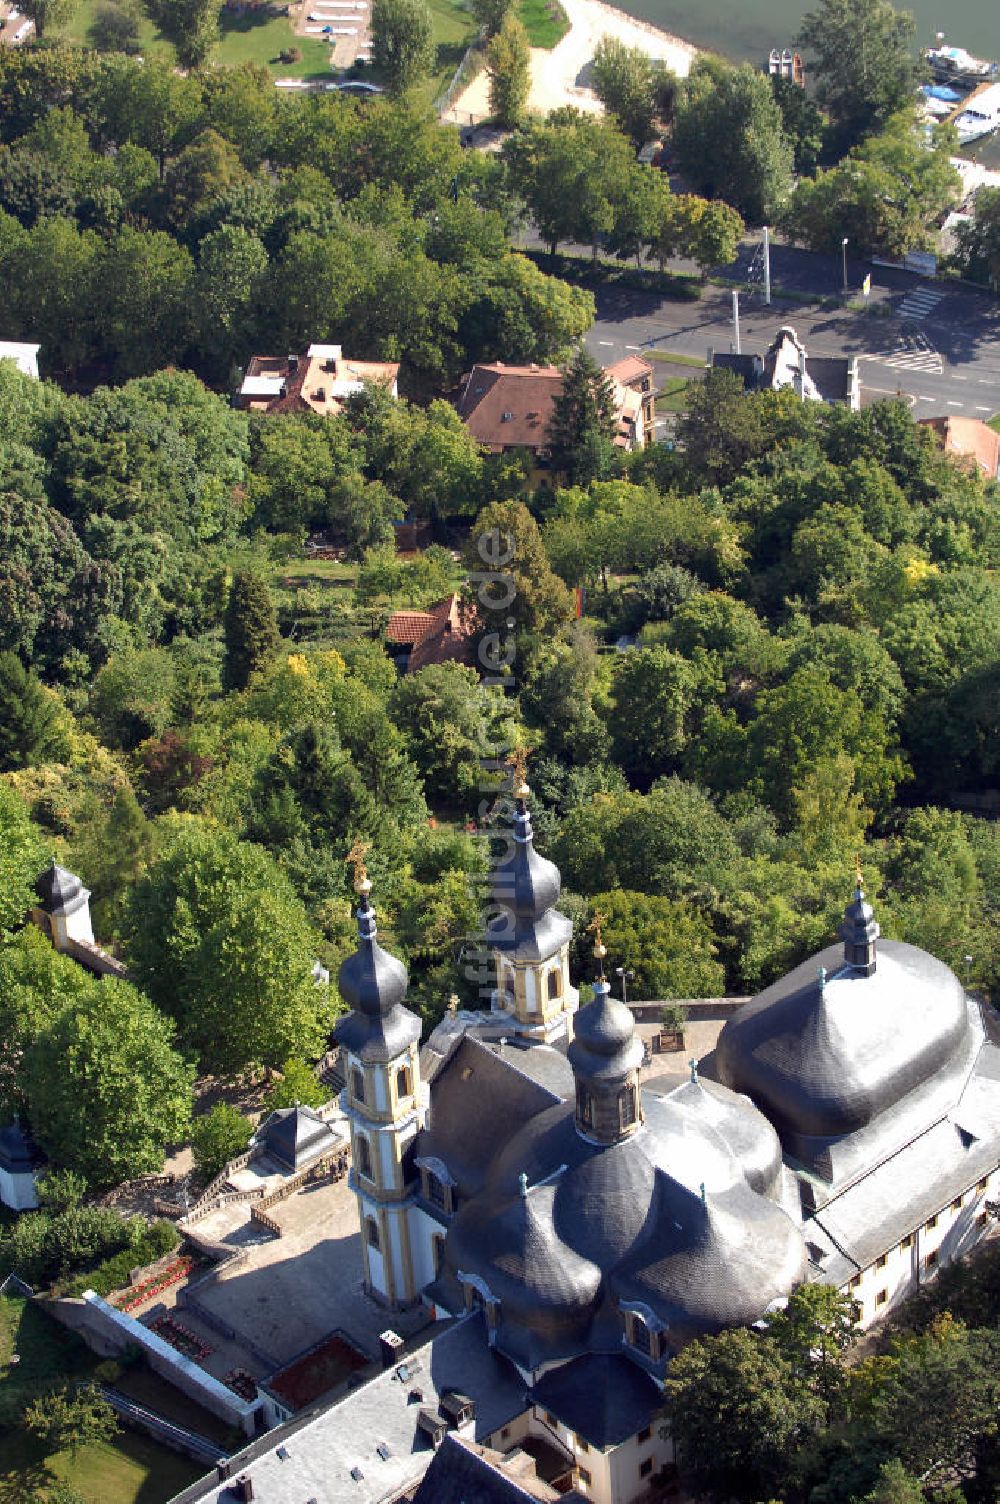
left=547, top=348, right=618, bottom=487
left=487, top=14, right=531, bottom=128
left=0, top=652, right=65, bottom=772
left=222, top=571, right=280, bottom=692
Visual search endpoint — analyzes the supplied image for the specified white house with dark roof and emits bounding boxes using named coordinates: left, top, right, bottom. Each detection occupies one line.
left=712, top=325, right=860, bottom=409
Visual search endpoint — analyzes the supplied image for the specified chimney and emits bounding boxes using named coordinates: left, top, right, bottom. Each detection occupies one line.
left=234, top=1477, right=254, bottom=1503
left=379, top=1329, right=404, bottom=1367
left=287, top=354, right=298, bottom=371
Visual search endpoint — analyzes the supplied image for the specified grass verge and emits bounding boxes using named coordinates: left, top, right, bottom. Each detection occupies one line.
left=647, top=350, right=705, bottom=367
left=522, top=248, right=701, bottom=301
left=517, top=0, right=569, bottom=47
left=988, top=414, right=1000, bottom=433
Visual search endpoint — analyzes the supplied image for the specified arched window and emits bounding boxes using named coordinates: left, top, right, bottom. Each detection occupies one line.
left=618, top=1084, right=637, bottom=1131
left=352, top=1067, right=365, bottom=1104
left=365, top=1217, right=380, bottom=1251
left=355, top=1135, right=373, bottom=1180
left=433, top=1233, right=446, bottom=1275
left=547, top=969, right=562, bottom=1001
left=576, top=1081, right=593, bottom=1129
left=396, top=1065, right=411, bottom=1101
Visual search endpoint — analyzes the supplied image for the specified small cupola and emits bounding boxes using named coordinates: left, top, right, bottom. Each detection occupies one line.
left=568, top=921, right=644, bottom=1144
left=839, top=871, right=879, bottom=977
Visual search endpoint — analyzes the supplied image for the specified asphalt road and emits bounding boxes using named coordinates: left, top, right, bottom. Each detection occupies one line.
left=582, top=243, right=1000, bottom=424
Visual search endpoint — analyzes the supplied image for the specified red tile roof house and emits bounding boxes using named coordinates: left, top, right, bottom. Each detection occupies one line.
left=236, top=343, right=399, bottom=416
left=453, top=357, right=656, bottom=486
left=919, top=415, right=1000, bottom=480
left=384, top=593, right=479, bottom=674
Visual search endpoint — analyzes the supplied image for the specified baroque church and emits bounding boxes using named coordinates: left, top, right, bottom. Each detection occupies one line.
left=331, top=772, right=1000, bottom=1503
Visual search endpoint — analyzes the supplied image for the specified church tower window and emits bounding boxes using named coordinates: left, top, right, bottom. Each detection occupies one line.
left=618, top=1084, right=637, bottom=1131
left=351, top=1067, right=366, bottom=1105
left=355, top=1135, right=373, bottom=1180
left=396, top=1064, right=411, bottom=1100
left=365, top=1216, right=380, bottom=1250
left=547, top=969, right=562, bottom=1001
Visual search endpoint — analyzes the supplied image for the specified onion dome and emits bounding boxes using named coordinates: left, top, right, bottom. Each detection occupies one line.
left=336, top=878, right=420, bottom=1065
left=668, top=1070, right=784, bottom=1198
left=444, top=1087, right=808, bottom=1369
left=715, top=883, right=971, bottom=1157
left=486, top=781, right=571, bottom=961
left=568, top=935, right=644, bottom=1143
left=34, top=863, right=89, bottom=918
left=569, top=979, right=644, bottom=1087
left=447, top=1167, right=602, bottom=1369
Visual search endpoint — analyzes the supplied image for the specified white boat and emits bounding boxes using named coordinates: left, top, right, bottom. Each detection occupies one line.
left=953, top=82, right=1000, bottom=143
left=927, top=45, right=997, bottom=84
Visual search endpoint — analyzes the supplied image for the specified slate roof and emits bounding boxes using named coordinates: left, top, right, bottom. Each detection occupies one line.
left=336, top=896, right=422, bottom=1065
left=712, top=326, right=856, bottom=405
left=172, top=1315, right=527, bottom=1504
left=486, top=797, right=573, bottom=963
left=532, top=1353, right=662, bottom=1448
left=444, top=1086, right=808, bottom=1368
left=0, top=1121, right=44, bottom=1173
left=256, top=1105, right=342, bottom=1172
left=715, top=934, right=972, bottom=1165
left=34, top=863, right=88, bottom=918
left=417, top=1034, right=563, bottom=1201
left=411, top=1433, right=559, bottom=1503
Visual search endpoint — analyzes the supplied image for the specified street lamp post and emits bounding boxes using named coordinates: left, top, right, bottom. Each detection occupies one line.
left=615, top=966, right=635, bottom=1005
left=842, top=237, right=849, bottom=295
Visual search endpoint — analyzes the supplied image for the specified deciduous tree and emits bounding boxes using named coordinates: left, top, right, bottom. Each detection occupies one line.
left=23, top=973, right=194, bottom=1186
left=371, top=0, right=435, bottom=95
left=797, top=0, right=923, bottom=148
left=672, top=62, right=793, bottom=224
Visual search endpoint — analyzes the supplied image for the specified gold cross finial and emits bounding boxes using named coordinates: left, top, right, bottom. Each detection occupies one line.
left=588, top=910, right=607, bottom=963
left=346, top=839, right=372, bottom=896
left=506, top=745, right=531, bottom=800
left=855, top=851, right=863, bottom=889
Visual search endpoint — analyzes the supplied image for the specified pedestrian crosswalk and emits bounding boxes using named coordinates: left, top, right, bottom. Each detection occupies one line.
left=896, top=287, right=945, bottom=322
left=867, top=331, right=944, bottom=375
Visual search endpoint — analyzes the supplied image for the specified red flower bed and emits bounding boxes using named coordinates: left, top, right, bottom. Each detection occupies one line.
left=115, top=1255, right=195, bottom=1313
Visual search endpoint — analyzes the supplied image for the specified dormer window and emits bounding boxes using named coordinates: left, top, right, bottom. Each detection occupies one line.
left=416, top=1156, right=455, bottom=1216
left=621, top=1302, right=667, bottom=1364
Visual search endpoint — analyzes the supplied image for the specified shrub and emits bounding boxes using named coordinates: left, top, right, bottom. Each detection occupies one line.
left=191, top=1103, right=252, bottom=1183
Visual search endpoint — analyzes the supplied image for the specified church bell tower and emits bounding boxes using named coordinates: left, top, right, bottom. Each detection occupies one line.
left=485, top=757, right=578, bottom=1044
left=336, top=853, right=425, bottom=1309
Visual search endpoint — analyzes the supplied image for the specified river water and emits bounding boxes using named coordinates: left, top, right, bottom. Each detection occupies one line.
left=616, top=0, right=997, bottom=72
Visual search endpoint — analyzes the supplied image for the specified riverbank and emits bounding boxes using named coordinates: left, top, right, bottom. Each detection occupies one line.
left=445, top=0, right=696, bottom=124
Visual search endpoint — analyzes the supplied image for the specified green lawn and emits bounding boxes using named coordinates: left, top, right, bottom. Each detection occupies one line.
left=989, top=414, right=1000, bottom=433
left=516, top=0, right=569, bottom=47
left=59, top=0, right=333, bottom=78
left=0, top=1297, right=201, bottom=1504
left=647, top=350, right=706, bottom=368
left=657, top=375, right=693, bottom=413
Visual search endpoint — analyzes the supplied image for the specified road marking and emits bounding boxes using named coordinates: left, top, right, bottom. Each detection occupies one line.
left=625, top=344, right=641, bottom=350
left=979, top=379, right=994, bottom=384
left=947, top=400, right=964, bottom=407
left=916, top=395, right=934, bottom=402
left=976, top=405, right=993, bottom=412
left=897, top=289, right=945, bottom=321
left=598, top=340, right=614, bottom=346
left=871, top=330, right=943, bottom=375
left=951, top=375, right=968, bottom=381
